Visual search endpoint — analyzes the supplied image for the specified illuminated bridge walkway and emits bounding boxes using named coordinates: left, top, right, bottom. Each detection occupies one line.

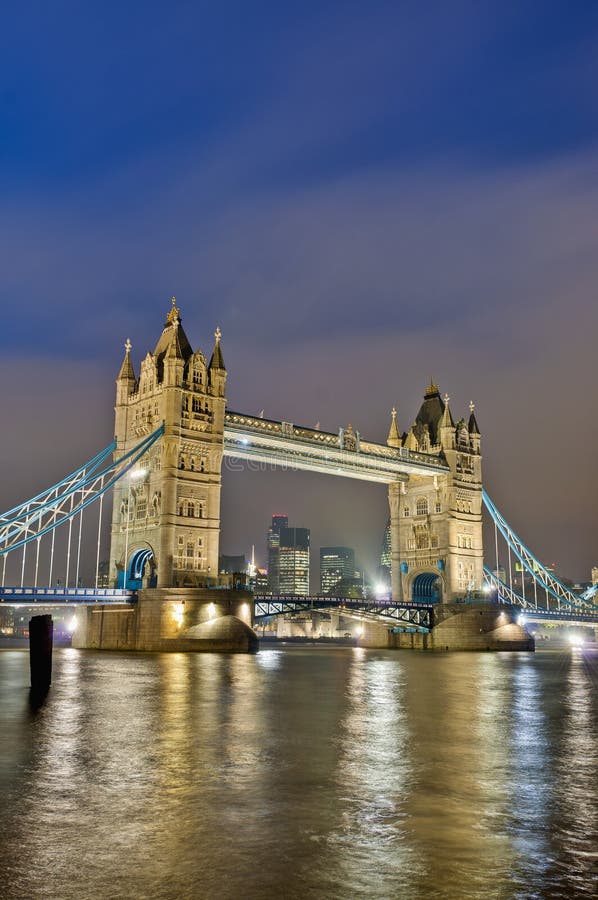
left=223, top=411, right=447, bottom=482
left=1, top=421, right=597, bottom=625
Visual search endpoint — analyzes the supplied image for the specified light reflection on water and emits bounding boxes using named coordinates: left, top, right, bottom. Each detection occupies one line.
left=0, top=647, right=597, bottom=899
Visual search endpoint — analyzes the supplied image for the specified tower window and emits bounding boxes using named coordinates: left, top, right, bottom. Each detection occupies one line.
left=416, top=498, right=429, bottom=516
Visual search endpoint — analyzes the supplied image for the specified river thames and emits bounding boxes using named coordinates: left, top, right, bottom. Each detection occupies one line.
left=1, top=646, right=597, bottom=899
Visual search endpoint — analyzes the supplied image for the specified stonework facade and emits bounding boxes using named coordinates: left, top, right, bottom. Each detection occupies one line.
left=109, top=299, right=226, bottom=588
left=387, top=381, right=484, bottom=603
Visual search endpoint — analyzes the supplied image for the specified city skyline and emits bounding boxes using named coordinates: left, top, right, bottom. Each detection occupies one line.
left=1, top=4, right=598, bottom=580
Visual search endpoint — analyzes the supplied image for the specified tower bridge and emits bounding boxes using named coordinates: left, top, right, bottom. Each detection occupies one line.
left=1, top=298, right=596, bottom=651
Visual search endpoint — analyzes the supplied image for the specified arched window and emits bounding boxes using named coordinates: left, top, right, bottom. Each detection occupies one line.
left=416, top=497, right=429, bottom=516
left=190, top=457, right=196, bottom=472
left=179, top=454, right=186, bottom=470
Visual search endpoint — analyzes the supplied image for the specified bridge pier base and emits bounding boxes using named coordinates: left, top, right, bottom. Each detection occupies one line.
left=359, top=603, right=534, bottom=651
left=72, top=589, right=258, bottom=653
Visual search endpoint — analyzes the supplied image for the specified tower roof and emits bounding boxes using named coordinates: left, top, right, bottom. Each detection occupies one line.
left=153, top=297, right=193, bottom=380
left=415, top=379, right=445, bottom=445
left=209, top=326, right=226, bottom=370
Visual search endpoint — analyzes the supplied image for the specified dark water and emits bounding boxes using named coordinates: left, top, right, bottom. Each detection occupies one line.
left=1, top=647, right=597, bottom=900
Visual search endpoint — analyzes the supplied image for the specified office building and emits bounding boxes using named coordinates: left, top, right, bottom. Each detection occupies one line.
left=267, top=514, right=288, bottom=593
left=320, top=546, right=355, bottom=594
left=278, top=526, right=310, bottom=595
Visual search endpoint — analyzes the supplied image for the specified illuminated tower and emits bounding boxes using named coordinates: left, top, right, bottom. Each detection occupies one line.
left=387, top=382, right=483, bottom=603
left=109, top=298, right=226, bottom=588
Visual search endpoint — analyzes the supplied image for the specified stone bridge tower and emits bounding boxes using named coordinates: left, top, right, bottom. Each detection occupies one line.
left=387, top=381, right=483, bottom=604
left=109, top=299, right=226, bottom=588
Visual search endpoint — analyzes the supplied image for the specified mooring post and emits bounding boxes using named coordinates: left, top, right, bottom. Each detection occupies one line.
left=29, top=614, right=53, bottom=699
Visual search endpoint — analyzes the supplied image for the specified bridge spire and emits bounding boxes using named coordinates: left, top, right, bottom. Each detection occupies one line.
left=386, top=406, right=402, bottom=448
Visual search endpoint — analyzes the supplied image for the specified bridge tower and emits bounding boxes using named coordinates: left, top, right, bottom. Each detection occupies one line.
left=387, top=381, right=483, bottom=603
left=109, top=299, right=226, bottom=588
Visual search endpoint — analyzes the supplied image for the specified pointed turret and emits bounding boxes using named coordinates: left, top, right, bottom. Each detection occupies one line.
left=468, top=401, right=481, bottom=454
left=468, top=400, right=480, bottom=435
left=118, top=337, right=135, bottom=381
left=438, top=393, right=455, bottom=451
left=387, top=407, right=402, bottom=448
left=116, top=338, right=136, bottom=404
left=209, top=326, right=226, bottom=398
left=209, top=325, right=226, bottom=371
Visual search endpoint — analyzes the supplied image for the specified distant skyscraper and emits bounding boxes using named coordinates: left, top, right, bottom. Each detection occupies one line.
left=267, top=514, right=288, bottom=593
left=320, top=547, right=355, bottom=594
left=278, top=526, right=310, bottom=595
left=380, top=519, right=391, bottom=581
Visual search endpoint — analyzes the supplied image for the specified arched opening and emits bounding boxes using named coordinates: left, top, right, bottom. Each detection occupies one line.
left=412, top=572, right=441, bottom=604
left=120, top=547, right=155, bottom=589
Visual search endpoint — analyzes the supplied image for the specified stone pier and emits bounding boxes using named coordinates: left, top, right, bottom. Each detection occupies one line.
left=359, top=602, right=534, bottom=651
left=72, top=588, right=258, bottom=653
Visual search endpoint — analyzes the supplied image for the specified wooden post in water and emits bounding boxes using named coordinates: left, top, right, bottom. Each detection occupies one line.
left=29, top=614, right=53, bottom=699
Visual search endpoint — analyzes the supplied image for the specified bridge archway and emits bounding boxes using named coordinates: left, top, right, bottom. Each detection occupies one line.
left=118, top=545, right=156, bottom=589
left=411, top=572, right=442, bottom=604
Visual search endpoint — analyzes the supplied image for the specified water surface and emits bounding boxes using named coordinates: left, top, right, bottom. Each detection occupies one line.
left=1, top=647, right=597, bottom=899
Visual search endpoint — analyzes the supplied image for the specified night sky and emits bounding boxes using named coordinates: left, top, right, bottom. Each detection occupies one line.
left=2, top=2, right=598, bottom=583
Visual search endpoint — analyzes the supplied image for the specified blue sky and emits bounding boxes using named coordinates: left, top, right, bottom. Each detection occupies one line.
left=1, top=2, right=598, bottom=579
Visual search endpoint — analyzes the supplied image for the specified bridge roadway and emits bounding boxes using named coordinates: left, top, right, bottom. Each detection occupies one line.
left=223, top=411, right=448, bottom=483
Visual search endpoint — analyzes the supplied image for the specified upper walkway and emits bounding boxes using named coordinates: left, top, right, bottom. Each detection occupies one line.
left=223, top=411, right=448, bottom=483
